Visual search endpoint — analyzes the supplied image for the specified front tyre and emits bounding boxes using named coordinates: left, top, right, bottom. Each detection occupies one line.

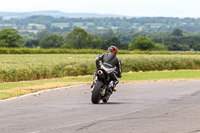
left=91, top=81, right=103, bottom=104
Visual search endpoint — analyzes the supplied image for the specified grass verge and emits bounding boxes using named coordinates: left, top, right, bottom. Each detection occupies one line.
left=1, top=70, right=200, bottom=100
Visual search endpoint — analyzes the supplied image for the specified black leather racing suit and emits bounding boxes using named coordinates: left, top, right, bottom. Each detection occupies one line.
left=95, top=52, right=122, bottom=87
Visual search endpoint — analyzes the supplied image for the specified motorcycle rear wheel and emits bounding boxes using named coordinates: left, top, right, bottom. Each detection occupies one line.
left=91, top=81, right=103, bottom=104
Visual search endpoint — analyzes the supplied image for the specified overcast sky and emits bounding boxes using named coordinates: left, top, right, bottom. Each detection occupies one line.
left=1, top=0, right=200, bottom=18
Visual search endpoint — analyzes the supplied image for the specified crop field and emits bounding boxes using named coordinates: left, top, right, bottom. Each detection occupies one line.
left=0, top=54, right=96, bottom=82
left=1, top=54, right=200, bottom=82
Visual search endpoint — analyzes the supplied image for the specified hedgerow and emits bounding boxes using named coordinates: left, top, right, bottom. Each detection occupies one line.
left=1, top=54, right=200, bottom=82
left=0, top=48, right=200, bottom=55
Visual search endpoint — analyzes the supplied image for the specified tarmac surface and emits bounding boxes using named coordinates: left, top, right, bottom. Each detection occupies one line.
left=1, top=80, right=200, bottom=133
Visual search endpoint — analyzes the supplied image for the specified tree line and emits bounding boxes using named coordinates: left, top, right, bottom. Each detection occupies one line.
left=1, top=27, right=200, bottom=51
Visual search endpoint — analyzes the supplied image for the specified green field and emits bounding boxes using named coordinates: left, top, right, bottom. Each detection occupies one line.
left=1, top=54, right=200, bottom=82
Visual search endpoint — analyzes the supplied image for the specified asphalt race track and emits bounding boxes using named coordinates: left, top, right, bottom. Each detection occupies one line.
left=1, top=80, right=200, bottom=133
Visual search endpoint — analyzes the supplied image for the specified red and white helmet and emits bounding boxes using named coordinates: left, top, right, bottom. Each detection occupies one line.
left=108, top=46, right=118, bottom=54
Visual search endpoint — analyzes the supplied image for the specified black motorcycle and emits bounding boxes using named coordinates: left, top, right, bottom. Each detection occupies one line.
left=91, top=67, right=115, bottom=104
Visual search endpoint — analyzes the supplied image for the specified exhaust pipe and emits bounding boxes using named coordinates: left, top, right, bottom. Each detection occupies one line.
left=97, top=70, right=105, bottom=79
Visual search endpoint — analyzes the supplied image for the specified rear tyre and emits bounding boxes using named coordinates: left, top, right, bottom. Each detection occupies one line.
left=91, top=81, right=103, bottom=104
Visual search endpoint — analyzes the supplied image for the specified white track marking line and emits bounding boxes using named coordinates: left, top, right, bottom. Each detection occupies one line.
left=2, top=80, right=200, bottom=103
left=0, top=84, right=86, bottom=103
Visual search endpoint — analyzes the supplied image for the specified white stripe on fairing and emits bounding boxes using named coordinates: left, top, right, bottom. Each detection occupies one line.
left=0, top=84, right=86, bottom=102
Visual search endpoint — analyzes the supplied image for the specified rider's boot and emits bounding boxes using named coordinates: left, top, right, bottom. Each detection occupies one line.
left=107, top=81, right=114, bottom=95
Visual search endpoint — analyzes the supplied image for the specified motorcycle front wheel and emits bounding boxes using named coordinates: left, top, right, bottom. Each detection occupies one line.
left=91, top=81, right=103, bottom=104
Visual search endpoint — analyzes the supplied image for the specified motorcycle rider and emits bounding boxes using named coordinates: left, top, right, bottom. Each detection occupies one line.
left=92, top=46, right=122, bottom=94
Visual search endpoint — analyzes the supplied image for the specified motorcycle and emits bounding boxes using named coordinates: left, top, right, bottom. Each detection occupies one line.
left=91, top=66, right=116, bottom=104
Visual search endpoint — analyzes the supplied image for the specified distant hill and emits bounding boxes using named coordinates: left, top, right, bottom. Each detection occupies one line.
left=1, top=11, right=200, bottom=33
left=0, top=10, right=126, bottom=19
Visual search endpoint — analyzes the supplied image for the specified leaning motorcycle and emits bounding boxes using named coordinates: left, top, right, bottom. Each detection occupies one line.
left=91, top=66, right=115, bottom=104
